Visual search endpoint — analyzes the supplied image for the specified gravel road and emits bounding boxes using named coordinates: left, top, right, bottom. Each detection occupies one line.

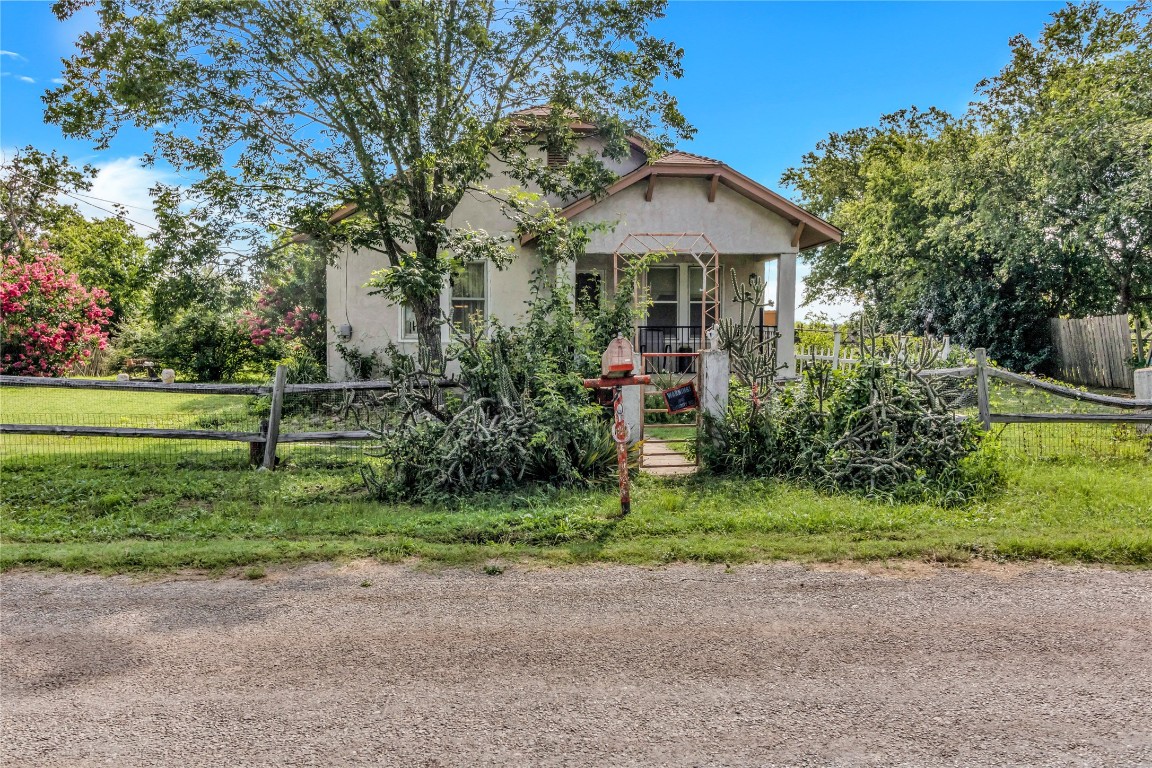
left=2, top=561, right=1150, bottom=767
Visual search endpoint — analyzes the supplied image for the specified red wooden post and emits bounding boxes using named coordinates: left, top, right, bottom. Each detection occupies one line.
left=583, top=373, right=650, bottom=516
left=612, top=384, right=631, bottom=515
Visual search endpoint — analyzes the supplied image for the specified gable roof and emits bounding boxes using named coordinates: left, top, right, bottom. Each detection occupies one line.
left=522, top=152, right=841, bottom=251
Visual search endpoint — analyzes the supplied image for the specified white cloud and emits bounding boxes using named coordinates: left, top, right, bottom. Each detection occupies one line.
left=51, top=77, right=66, bottom=85
left=17, top=75, right=35, bottom=84
left=72, top=157, right=182, bottom=236
left=0, top=50, right=26, bottom=61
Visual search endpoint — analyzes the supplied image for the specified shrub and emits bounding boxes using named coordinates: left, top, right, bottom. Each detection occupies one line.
left=360, top=271, right=635, bottom=503
left=1, top=248, right=112, bottom=376
left=239, top=244, right=326, bottom=363
left=149, top=308, right=256, bottom=381
left=703, top=307, right=1000, bottom=504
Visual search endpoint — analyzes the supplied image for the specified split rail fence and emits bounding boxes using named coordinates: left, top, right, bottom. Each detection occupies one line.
left=0, top=365, right=455, bottom=470
left=2, top=351, right=1148, bottom=470
left=956, top=348, right=1152, bottom=430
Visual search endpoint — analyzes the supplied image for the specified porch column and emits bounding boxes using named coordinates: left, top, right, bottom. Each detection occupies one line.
left=775, top=252, right=797, bottom=379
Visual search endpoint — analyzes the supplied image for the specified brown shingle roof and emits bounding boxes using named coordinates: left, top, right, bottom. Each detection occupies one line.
left=652, top=151, right=723, bottom=165
left=522, top=154, right=843, bottom=251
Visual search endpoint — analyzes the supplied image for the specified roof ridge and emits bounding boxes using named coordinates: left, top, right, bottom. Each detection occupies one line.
left=654, top=150, right=724, bottom=165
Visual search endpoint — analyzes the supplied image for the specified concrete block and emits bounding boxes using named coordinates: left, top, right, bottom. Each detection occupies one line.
left=1136, top=368, right=1152, bottom=435
left=700, top=348, right=730, bottom=425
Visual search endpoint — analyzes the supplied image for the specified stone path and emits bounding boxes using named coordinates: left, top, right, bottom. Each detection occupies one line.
left=640, top=439, right=697, bottom=476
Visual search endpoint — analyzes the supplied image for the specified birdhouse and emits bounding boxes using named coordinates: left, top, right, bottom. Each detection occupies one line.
left=601, top=336, right=636, bottom=378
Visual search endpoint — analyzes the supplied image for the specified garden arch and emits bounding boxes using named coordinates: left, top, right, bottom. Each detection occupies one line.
left=611, top=232, right=721, bottom=345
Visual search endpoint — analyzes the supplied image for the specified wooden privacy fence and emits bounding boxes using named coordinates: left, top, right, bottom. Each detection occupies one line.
left=0, top=366, right=457, bottom=470
left=919, top=348, right=1152, bottom=430
left=1049, top=314, right=1135, bottom=390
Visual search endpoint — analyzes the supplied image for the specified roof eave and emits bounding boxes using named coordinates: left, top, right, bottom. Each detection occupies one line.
left=521, top=161, right=843, bottom=248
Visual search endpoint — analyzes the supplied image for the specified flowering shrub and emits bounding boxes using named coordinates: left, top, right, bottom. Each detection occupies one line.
left=239, top=259, right=325, bottom=362
left=1, top=248, right=112, bottom=376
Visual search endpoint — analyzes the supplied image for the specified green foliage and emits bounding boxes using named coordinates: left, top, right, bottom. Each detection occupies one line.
left=241, top=241, right=327, bottom=364
left=335, top=343, right=380, bottom=381
left=0, top=146, right=96, bottom=255
left=144, top=308, right=257, bottom=382
left=783, top=3, right=1152, bottom=371
left=704, top=324, right=1000, bottom=505
left=46, top=209, right=154, bottom=325
left=47, top=0, right=693, bottom=363
left=360, top=272, right=633, bottom=503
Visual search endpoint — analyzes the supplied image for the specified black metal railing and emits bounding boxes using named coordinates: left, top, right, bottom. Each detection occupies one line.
left=636, top=325, right=778, bottom=374
left=636, top=325, right=778, bottom=354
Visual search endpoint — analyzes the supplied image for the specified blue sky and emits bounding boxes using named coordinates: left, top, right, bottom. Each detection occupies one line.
left=1, top=1, right=1078, bottom=317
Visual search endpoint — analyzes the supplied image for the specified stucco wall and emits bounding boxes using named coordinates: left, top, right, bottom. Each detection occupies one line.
left=325, top=143, right=801, bottom=380
left=574, top=179, right=796, bottom=256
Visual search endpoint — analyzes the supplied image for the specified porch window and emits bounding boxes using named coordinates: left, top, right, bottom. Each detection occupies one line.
left=451, top=261, right=487, bottom=332
left=646, top=266, right=678, bottom=327
left=688, top=266, right=719, bottom=330
left=575, top=270, right=603, bottom=313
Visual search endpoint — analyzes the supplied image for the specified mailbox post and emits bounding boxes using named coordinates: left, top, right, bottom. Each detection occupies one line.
left=582, top=336, right=650, bottom=515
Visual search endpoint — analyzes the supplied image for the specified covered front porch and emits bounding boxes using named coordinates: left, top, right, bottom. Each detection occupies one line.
left=567, top=248, right=799, bottom=376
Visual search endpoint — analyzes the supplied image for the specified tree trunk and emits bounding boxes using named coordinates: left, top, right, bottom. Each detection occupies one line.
left=411, top=293, right=444, bottom=374
left=410, top=232, right=447, bottom=374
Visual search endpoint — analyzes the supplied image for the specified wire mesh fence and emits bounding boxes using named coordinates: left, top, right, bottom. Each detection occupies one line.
left=920, top=365, right=1152, bottom=461
left=0, top=380, right=388, bottom=472
left=2, top=359, right=1148, bottom=479
left=982, top=376, right=1151, bottom=461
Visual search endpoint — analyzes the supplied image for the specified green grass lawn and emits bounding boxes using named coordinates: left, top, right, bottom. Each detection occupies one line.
left=2, top=381, right=1150, bottom=573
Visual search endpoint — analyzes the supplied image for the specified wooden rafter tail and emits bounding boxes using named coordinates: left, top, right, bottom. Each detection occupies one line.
left=790, top=221, right=806, bottom=249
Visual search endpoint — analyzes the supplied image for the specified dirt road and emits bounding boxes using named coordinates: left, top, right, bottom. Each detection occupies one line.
left=3, top=561, right=1150, bottom=767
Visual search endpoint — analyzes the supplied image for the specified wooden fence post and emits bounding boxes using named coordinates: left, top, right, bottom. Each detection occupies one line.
left=249, top=419, right=268, bottom=466
left=262, top=365, right=288, bottom=470
left=975, top=347, right=991, bottom=431
left=942, top=334, right=951, bottom=360
left=831, top=326, right=841, bottom=369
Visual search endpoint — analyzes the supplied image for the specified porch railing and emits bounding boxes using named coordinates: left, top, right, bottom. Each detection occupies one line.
left=636, top=325, right=778, bottom=354
left=636, top=325, right=778, bottom=374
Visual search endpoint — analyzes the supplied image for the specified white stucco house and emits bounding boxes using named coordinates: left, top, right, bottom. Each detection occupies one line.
left=324, top=126, right=841, bottom=381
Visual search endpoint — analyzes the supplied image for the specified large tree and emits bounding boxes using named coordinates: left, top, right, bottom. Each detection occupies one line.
left=974, top=0, right=1152, bottom=319
left=1, top=146, right=155, bottom=326
left=47, top=0, right=692, bottom=366
left=1, top=146, right=95, bottom=255
left=783, top=1, right=1151, bottom=370
left=46, top=209, right=152, bottom=325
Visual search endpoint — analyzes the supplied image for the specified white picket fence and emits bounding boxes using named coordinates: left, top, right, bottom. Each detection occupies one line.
left=793, top=327, right=951, bottom=375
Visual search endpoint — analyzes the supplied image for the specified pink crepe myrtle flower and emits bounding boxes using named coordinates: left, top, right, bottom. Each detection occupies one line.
left=1, top=248, right=110, bottom=377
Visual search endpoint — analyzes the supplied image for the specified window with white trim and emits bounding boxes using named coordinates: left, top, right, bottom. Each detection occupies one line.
left=400, top=304, right=419, bottom=341
left=450, top=261, right=487, bottom=333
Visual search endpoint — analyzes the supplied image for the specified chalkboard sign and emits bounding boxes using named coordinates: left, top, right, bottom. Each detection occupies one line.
left=662, top=382, right=699, bottom=414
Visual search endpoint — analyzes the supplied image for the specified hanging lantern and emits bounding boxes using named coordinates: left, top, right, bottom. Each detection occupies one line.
left=601, top=335, right=636, bottom=378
